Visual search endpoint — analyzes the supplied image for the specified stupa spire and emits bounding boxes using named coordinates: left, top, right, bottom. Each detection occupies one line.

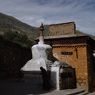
left=39, top=23, right=44, bottom=44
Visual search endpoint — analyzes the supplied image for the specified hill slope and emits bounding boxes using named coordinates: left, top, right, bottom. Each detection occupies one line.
left=0, top=13, right=38, bottom=47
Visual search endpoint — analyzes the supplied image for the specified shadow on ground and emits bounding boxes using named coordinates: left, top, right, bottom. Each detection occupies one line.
left=0, top=79, right=54, bottom=95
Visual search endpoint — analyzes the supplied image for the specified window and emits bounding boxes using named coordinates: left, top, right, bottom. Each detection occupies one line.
left=61, top=51, right=73, bottom=55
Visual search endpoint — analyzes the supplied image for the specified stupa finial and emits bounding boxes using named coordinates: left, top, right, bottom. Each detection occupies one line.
left=40, top=23, right=44, bottom=34
left=39, top=23, right=44, bottom=44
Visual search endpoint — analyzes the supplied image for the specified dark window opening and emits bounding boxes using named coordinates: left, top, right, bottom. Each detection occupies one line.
left=61, top=51, right=73, bottom=55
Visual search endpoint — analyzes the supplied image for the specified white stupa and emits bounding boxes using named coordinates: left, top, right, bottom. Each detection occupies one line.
left=21, top=24, right=71, bottom=90
left=21, top=23, right=53, bottom=71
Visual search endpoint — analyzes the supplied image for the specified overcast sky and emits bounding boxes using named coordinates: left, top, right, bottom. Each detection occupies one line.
left=0, top=0, right=95, bottom=35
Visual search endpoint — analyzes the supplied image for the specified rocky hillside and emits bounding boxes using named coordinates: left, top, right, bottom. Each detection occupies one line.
left=0, top=13, right=39, bottom=47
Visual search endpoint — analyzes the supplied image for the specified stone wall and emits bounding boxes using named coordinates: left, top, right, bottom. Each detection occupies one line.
left=53, top=44, right=88, bottom=89
left=86, top=45, right=95, bottom=92
left=0, top=38, right=32, bottom=79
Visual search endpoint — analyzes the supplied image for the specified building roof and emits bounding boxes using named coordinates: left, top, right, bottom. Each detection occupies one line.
left=47, top=21, right=75, bottom=27
left=44, top=34, right=77, bottom=39
left=44, top=31, right=94, bottom=40
left=36, top=22, right=95, bottom=41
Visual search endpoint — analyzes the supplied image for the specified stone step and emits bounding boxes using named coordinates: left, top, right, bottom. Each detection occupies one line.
left=62, top=88, right=85, bottom=95
left=86, top=92, right=95, bottom=95
left=76, top=91, right=88, bottom=95
left=40, top=88, right=86, bottom=95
